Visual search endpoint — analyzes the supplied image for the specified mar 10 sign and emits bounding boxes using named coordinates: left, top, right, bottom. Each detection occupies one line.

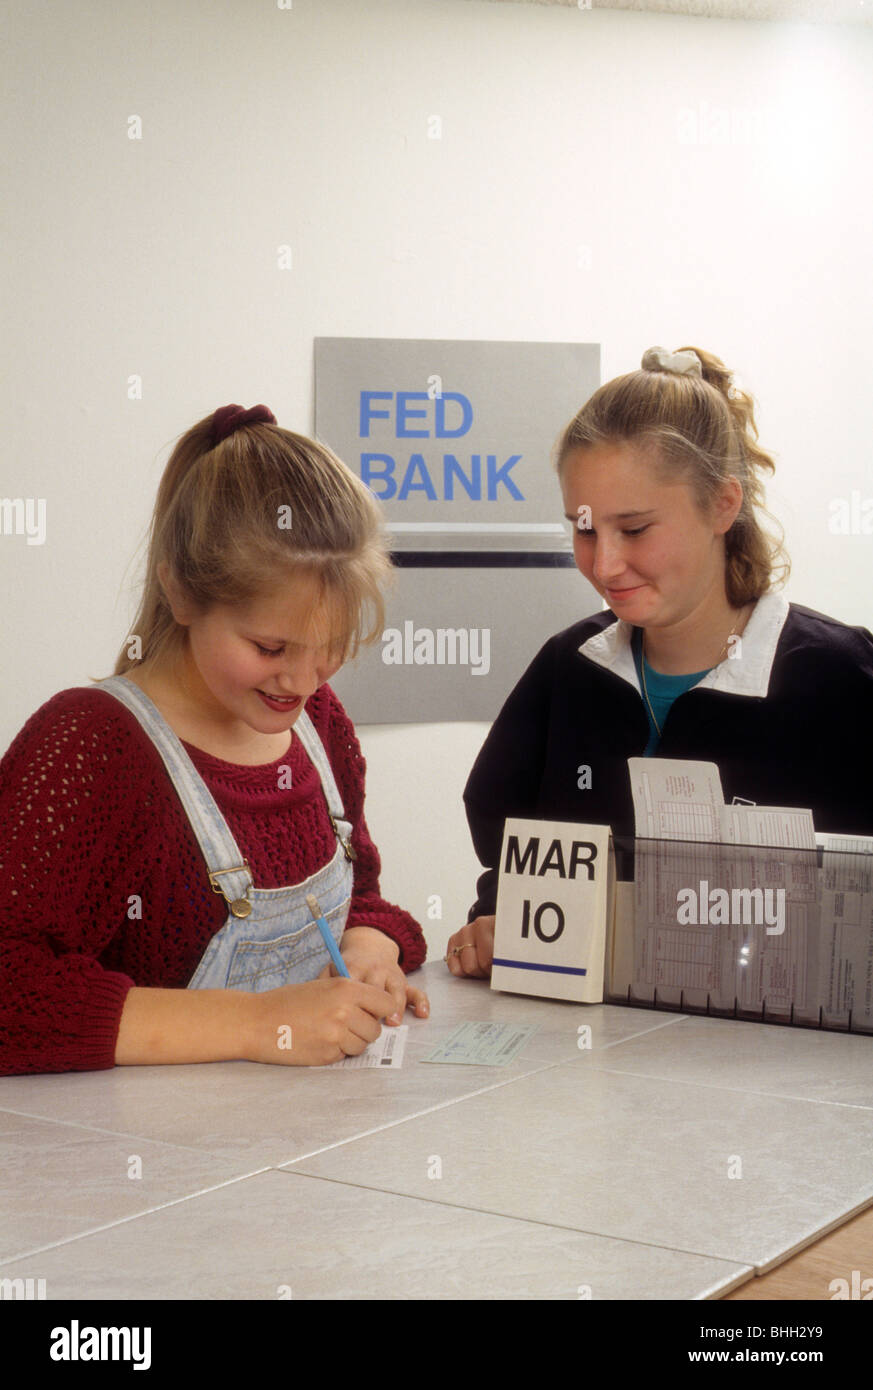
left=491, top=818, right=615, bottom=1003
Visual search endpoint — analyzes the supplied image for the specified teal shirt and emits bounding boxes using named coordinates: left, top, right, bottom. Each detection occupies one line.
left=631, top=626, right=712, bottom=756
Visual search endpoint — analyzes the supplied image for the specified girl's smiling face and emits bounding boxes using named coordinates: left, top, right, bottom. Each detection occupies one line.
left=164, top=568, right=347, bottom=735
left=560, top=442, right=741, bottom=627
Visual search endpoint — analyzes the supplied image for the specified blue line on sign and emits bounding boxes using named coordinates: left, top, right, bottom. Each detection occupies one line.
left=492, top=958, right=588, bottom=976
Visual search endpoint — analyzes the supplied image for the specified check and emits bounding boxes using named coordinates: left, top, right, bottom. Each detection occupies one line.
left=421, top=1021, right=538, bottom=1066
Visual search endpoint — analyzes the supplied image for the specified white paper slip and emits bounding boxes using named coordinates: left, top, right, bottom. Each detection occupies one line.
left=817, top=835, right=873, bottom=1025
left=817, top=833, right=873, bottom=852
left=628, top=758, right=726, bottom=841
left=324, top=1025, right=408, bottom=1069
left=722, top=804, right=815, bottom=850
left=422, top=1021, right=538, bottom=1066
left=628, top=757, right=817, bottom=849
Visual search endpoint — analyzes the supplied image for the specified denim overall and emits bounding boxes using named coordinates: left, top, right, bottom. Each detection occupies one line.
left=98, top=675, right=355, bottom=991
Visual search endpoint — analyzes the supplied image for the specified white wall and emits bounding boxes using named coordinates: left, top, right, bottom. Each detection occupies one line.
left=3, top=0, right=871, bottom=958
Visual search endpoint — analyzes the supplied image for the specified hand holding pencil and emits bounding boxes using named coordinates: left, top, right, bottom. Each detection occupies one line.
left=309, top=896, right=430, bottom=1025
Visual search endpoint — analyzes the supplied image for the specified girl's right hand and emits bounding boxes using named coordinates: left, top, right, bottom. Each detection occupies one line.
left=445, top=915, right=495, bottom=978
left=246, top=976, right=397, bottom=1066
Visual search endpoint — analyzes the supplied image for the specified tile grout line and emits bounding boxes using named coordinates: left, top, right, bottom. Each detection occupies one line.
left=597, top=1014, right=692, bottom=1048
left=286, top=1167, right=873, bottom=1281
left=278, top=1058, right=581, bottom=1165
left=0, top=1167, right=274, bottom=1269
left=574, top=1064, right=873, bottom=1110
left=266, top=1168, right=765, bottom=1270
left=753, top=1195, right=873, bottom=1276
left=0, top=1104, right=259, bottom=1155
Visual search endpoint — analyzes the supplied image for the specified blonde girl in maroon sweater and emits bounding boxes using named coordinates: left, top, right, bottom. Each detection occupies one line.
left=0, top=404, right=428, bottom=1075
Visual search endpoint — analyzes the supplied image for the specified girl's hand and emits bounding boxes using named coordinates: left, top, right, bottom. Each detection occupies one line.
left=445, top=915, right=495, bottom=978
left=319, top=925, right=429, bottom=1025
left=246, top=976, right=397, bottom=1066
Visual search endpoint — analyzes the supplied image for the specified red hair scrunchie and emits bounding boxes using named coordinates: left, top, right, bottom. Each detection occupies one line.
left=211, top=403, right=277, bottom=446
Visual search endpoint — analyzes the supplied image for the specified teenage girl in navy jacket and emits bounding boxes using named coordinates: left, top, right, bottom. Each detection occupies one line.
left=447, top=346, right=873, bottom=978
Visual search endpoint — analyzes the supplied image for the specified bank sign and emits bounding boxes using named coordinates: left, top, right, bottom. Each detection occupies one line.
left=315, top=337, right=601, bottom=723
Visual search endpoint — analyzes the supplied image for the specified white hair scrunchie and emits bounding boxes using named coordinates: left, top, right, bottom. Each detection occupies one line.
left=641, top=346, right=703, bottom=377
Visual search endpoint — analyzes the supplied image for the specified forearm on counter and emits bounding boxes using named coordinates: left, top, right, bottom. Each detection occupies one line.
left=114, top=985, right=257, bottom=1065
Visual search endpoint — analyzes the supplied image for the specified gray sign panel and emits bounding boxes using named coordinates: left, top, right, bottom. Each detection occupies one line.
left=315, top=337, right=602, bottom=723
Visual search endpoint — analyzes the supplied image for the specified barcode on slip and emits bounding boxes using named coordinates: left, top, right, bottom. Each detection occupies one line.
left=380, top=1033, right=398, bottom=1063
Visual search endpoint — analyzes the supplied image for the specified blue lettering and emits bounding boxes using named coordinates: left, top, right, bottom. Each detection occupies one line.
left=487, top=454, right=524, bottom=500
left=444, top=454, right=482, bottom=500
left=435, top=392, right=473, bottom=439
left=396, top=391, right=430, bottom=438
left=359, top=391, right=392, bottom=438
left=360, top=453, right=396, bottom=498
left=398, top=454, right=438, bottom=501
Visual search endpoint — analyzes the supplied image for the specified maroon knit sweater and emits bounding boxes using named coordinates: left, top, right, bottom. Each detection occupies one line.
left=0, top=681, right=426, bottom=1075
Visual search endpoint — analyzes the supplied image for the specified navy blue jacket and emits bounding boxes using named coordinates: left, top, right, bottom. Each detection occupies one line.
left=464, top=593, right=873, bottom=919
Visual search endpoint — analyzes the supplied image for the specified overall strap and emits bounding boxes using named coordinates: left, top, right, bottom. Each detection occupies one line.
left=96, top=675, right=255, bottom=915
left=292, top=708, right=357, bottom=862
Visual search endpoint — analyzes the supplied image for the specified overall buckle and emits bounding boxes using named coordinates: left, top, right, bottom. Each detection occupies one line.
left=329, top=814, right=357, bottom=862
left=208, top=861, right=253, bottom=918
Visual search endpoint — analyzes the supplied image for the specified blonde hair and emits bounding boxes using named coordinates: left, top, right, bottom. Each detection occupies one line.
left=106, top=412, right=392, bottom=681
left=554, top=346, right=790, bottom=606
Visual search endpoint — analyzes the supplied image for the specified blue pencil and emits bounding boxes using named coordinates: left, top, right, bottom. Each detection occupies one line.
left=306, top=893, right=350, bottom=978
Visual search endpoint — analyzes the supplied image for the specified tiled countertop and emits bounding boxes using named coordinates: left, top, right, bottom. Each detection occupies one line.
left=3, top=961, right=871, bottom=1300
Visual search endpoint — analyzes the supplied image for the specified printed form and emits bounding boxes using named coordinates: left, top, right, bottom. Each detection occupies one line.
left=323, top=1025, right=408, bottom=1069
left=624, top=758, right=859, bottom=1021
left=818, top=834, right=873, bottom=1022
